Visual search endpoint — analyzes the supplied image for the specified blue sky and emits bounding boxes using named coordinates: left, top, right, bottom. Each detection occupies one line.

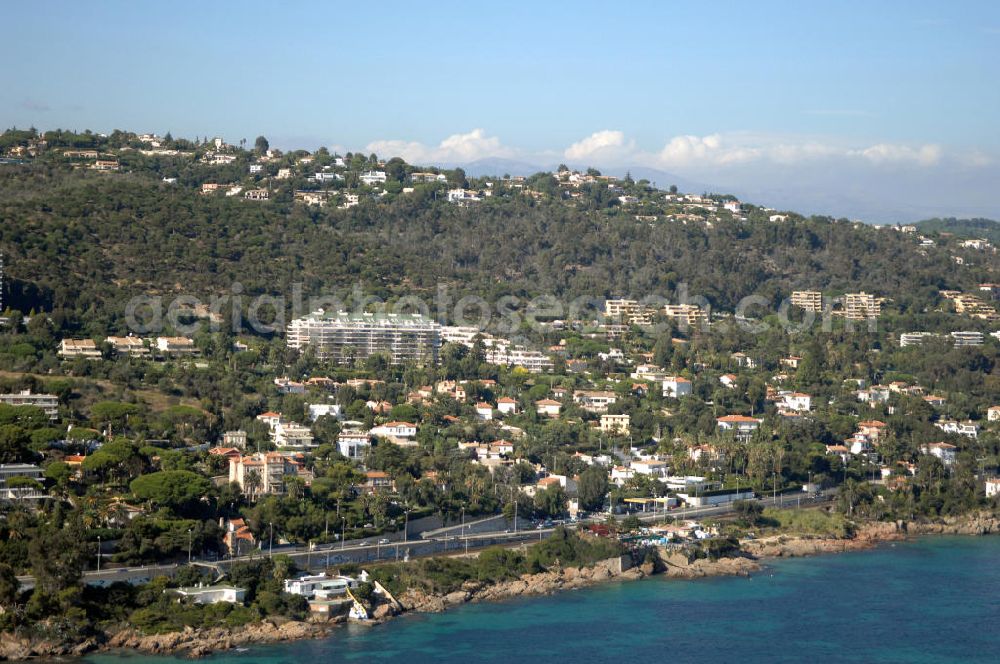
left=2, top=0, right=999, bottom=220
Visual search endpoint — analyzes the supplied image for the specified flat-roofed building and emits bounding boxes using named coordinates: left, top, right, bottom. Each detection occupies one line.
left=844, top=292, right=880, bottom=321
left=951, top=331, right=984, bottom=347
left=790, top=290, right=823, bottom=313
left=286, top=310, right=440, bottom=365
left=59, top=339, right=102, bottom=359
left=156, top=337, right=199, bottom=356
left=605, top=298, right=654, bottom=326
left=0, top=390, right=59, bottom=420
left=664, top=304, right=708, bottom=328
left=106, top=336, right=150, bottom=357
left=0, top=463, right=45, bottom=500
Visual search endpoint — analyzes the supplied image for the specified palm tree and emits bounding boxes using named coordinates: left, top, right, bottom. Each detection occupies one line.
left=244, top=468, right=263, bottom=501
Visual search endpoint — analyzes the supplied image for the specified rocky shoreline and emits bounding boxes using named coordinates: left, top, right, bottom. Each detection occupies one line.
left=3, top=511, right=998, bottom=661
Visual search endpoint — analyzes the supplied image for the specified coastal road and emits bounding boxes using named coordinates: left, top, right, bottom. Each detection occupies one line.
left=16, top=490, right=836, bottom=590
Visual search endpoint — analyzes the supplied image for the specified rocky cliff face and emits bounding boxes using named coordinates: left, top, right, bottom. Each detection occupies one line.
left=907, top=512, right=1000, bottom=536
left=105, top=619, right=338, bottom=659
left=397, top=556, right=650, bottom=613
left=743, top=511, right=1000, bottom=559
left=0, top=618, right=340, bottom=661
left=658, top=552, right=762, bottom=578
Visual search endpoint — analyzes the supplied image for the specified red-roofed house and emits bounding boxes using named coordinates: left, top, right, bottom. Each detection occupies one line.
left=497, top=397, right=518, bottom=415
left=717, top=415, right=762, bottom=441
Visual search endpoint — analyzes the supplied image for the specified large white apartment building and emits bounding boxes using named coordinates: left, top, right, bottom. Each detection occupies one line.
left=286, top=311, right=441, bottom=365
left=0, top=390, right=59, bottom=420
left=484, top=346, right=554, bottom=373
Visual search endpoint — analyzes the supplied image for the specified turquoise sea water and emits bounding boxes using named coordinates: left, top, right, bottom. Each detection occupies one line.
left=88, top=536, right=1000, bottom=664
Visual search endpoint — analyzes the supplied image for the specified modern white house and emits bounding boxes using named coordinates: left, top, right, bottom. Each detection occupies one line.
left=781, top=392, right=812, bottom=412
left=337, top=430, right=371, bottom=459
left=170, top=584, right=246, bottom=604
left=716, top=415, right=762, bottom=441
left=156, top=336, right=198, bottom=356
left=631, top=459, right=668, bottom=478
left=308, top=403, right=343, bottom=422
left=935, top=420, right=978, bottom=438
left=497, top=397, right=518, bottom=415
left=283, top=572, right=365, bottom=599
left=370, top=421, right=417, bottom=438
left=922, top=442, right=958, bottom=466
left=273, top=421, right=316, bottom=450
left=662, top=376, right=693, bottom=399
left=573, top=390, right=617, bottom=413
left=359, top=170, right=387, bottom=186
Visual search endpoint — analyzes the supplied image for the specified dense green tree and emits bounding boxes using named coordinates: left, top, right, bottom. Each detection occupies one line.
left=577, top=466, right=609, bottom=511
left=130, top=470, right=211, bottom=515
left=533, top=484, right=567, bottom=518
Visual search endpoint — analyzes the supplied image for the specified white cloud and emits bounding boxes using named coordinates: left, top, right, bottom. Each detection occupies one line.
left=561, top=131, right=952, bottom=170
left=852, top=143, right=942, bottom=166
left=656, top=134, right=761, bottom=167
left=365, top=128, right=976, bottom=173
left=564, top=130, right=634, bottom=162
left=365, top=129, right=512, bottom=164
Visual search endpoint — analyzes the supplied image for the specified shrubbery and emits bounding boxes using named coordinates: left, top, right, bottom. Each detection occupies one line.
left=371, top=527, right=623, bottom=595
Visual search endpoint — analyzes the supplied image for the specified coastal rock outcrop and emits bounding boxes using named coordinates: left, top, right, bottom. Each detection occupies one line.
left=101, top=619, right=333, bottom=658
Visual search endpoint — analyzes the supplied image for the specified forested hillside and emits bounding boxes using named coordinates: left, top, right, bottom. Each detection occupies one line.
left=0, top=155, right=996, bottom=336
left=915, top=218, right=1000, bottom=244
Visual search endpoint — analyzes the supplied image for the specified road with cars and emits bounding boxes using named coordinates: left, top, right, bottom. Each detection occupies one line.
left=16, top=489, right=836, bottom=590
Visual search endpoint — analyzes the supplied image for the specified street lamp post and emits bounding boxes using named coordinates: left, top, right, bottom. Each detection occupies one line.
left=187, top=529, right=193, bottom=565
left=97, top=535, right=101, bottom=572
left=268, top=522, right=273, bottom=559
